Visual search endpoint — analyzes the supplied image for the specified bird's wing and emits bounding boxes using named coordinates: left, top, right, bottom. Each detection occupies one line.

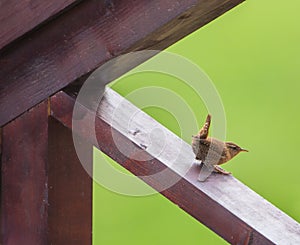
left=197, top=139, right=228, bottom=181
left=197, top=138, right=225, bottom=165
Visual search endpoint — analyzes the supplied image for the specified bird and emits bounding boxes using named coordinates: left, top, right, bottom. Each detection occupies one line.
left=192, top=114, right=248, bottom=181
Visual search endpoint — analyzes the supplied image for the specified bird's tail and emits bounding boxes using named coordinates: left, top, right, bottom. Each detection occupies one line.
left=198, top=114, right=211, bottom=139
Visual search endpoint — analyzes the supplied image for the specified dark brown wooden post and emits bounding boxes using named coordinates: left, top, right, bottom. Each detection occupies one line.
left=1, top=101, right=48, bottom=244
left=1, top=101, right=92, bottom=244
left=48, top=118, right=92, bottom=244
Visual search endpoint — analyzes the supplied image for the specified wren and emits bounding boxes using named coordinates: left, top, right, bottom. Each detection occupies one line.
left=192, top=114, right=248, bottom=181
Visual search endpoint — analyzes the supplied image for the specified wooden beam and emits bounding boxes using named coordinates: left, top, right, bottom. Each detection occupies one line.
left=0, top=0, right=82, bottom=50
left=128, top=0, right=245, bottom=51
left=51, top=90, right=300, bottom=245
left=1, top=100, right=92, bottom=243
left=0, top=0, right=244, bottom=127
left=1, top=101, right=48, bottom=244
left=48, top=118, right=92, bottom=244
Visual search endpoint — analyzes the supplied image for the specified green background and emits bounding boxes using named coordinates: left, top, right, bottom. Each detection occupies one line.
left=93, top=0, right=300, bottom=244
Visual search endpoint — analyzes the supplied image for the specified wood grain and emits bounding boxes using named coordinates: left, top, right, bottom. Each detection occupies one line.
left=0, top=0, right=244, bottom=127
left=51, top=90, right=300, bottom=244
left=1, top=101, right=48, bottom=244
left=0, top=0, right=82, bottom=50
left=48, top=118, right=92, bottom=244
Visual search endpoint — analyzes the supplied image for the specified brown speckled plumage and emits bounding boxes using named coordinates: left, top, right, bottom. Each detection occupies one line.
left=192, top=115, right=248, bottom=181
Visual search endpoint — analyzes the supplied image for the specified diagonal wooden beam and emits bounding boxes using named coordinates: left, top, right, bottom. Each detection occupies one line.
left=0, top=0, right=244, bottom=127
left=50, top=89, right=300, bottom=245
left=0, top=0, right=82, bottom=50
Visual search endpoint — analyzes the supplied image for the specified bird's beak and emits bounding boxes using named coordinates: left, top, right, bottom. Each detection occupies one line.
left=241, top=148, right=249, bottom=152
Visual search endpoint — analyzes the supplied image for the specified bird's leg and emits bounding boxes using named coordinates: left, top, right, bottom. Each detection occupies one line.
left=193, top=159, right=203, bottom=166
left=198, top=114, right=211, bottom=139
left=214, top=165, right=231, bottom=175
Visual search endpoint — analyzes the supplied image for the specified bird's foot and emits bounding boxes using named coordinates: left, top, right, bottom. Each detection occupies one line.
left=214, top=165, right=231, bottom=175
